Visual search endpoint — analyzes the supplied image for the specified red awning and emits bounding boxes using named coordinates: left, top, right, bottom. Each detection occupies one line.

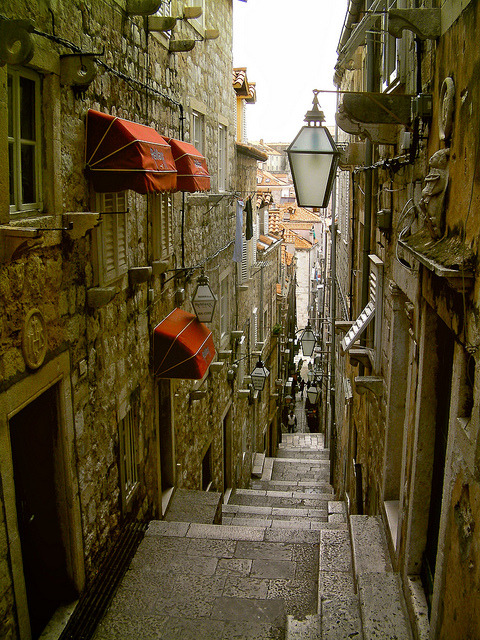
left=85, top=109, right=177, bottom=194
left=153, top=308, right=216, bottom=379
left=167, top=138, right=211, bottom=192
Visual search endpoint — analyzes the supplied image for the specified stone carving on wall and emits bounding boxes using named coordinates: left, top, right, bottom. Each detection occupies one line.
left=417, top=148, right=450, bottom=239
left=22, top=308, right=47, bottom=370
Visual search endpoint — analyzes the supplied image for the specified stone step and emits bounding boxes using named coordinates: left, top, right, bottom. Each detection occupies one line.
left=319, top=524, right=364, bottom=639
left=223, top=503, right=328, bottom=520
left=251, top=479, right=335, bottom=495
left=222, top=501, right=328, bottom=529
left=228, top=488, right=332, bottom=510
left=93, top=518, right=323, bottom=639
left=286, top=613, right=320, bottom=639
left=276, top=448, right=330, bottom=460
left=251, top=451, right=265, bottom=477
left=350, top=514, right=392, bottom=575
left=350, top=515, right=412, bottom=640
left=358, top=573, right=412, bottom=640
left=280, top=433, right=326, bottom=447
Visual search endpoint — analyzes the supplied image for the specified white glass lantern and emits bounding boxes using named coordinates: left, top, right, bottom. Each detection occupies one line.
left=287, top=90, right=340, bottom=208
left=307, top=383, right=320, bottom=404
left=251, top=359, right=269, bottom=391
left=300, top=323, right=316, bottom=357
left=191, top=274, right=217, bottom=323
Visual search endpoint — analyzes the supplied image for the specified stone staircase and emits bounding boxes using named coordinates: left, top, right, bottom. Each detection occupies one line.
left=92, top=433, right=414, bottom=640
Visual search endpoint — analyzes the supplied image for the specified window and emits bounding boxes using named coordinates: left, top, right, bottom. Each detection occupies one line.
left=220, top=274, right=230, bottom=342
left=8, top=67, right=42, bottom=215
left=192, top=110, right=204, bottom=154
left=151, top=193, right=173, bottom=261
left=218, top=124, right=227, bottom=191
left=119, top=401, right=139, bottom=511
left=97, top=192, right=128, bottom=285
left=381, top=0, right=405, bottom=91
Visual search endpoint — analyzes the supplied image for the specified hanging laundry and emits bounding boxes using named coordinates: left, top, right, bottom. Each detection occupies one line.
left=233, top=200, right=243, bottom=263
left=245, top=198, right=253, bottom=240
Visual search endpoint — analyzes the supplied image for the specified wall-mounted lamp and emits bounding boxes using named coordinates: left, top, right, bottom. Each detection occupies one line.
left=307, top=383, right=320, bottom=404
left=287, top=89, right=340, bottom=208
left=300, top=323, right=316, bottom=357
left=191, top=273, right=217, bottom=322
left=251, top=359, right=269, bottom=391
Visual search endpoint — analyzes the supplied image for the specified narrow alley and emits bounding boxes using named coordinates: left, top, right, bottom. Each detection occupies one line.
left=88, top=404, right=413, bottom=640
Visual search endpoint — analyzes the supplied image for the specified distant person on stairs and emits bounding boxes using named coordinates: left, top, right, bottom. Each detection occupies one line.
left=287, top=409, right=297, bottom=433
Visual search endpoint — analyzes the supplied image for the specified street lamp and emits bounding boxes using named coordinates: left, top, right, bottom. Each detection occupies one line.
left=307, top=382, right=320, bottom=404
left=251, top=359, right=269, bottom=391
left=300, top=323, right=316, bottom=357
left=287, top=89, right=340, bottom=209
left=191, top=273, right=217, bottom=323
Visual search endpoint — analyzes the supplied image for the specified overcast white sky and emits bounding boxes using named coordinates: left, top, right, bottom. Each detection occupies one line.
left=233, top=0, right=349, bottom=144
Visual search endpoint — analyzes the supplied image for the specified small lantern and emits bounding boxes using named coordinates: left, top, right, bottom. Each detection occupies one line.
left=191, top=273, right=217, bottom=323
left=300, top=323, right=316, bottom=357
left=307, top=383, right=320, bottom=404
left=287, top=90, right=340, bottom=208
left=251, top=359, right=269, bottom=391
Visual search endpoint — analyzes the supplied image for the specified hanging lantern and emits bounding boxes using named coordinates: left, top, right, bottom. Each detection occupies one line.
left=251, top=359, right=269, bottom=391
left=300, top=323, right=316, bottom=357
left=287, top=89, right=340, bottom=208
left=307, top=383, right=320, bottom=404
left=191, top=273, right=217, bottom=323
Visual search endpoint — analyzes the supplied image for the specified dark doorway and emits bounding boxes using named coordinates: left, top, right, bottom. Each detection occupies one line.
left=9, top=385, right=75, bottom=638
left=421, top=317, right=454, bottom=614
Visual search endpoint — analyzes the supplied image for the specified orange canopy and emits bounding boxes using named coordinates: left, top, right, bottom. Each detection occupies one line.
left=153, top=308, right=216, bottom=379
left=167, top=138, right=211, bottom=192
left=85, top=109, right=177, bottom=194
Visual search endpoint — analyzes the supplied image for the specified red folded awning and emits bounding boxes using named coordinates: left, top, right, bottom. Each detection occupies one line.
left=167, top=138, right=211, bottom=192
left=85, top=109, right=177, bottom=194
left=153, top=308, right=216, bottom=379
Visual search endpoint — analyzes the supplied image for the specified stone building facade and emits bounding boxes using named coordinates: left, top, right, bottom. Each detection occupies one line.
left=332, top=1, right=480, bottom=637
left=0, top=1, right=284, bottom=638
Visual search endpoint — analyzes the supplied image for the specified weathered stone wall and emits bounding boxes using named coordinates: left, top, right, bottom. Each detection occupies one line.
left=0, top=0, right=280, bottom=637
left=334, top=1, right=480, bottom=636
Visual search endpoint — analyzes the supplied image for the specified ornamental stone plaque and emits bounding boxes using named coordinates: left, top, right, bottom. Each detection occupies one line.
left=22, top=308, right=47, bottom=369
